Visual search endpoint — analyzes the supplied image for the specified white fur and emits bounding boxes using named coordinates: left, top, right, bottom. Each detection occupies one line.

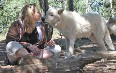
left=45, top=7, right=115, bottom=57
left=107, top=17, right=116, bottom=35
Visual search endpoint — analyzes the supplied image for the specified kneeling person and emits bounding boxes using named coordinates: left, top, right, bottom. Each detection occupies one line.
left=6, top=3, right=61, bottom=65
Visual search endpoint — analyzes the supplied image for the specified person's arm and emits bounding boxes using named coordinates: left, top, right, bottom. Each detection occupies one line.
left=46, top=39, right=55, bottom=47
left=6, top=21, right=32, bottom=48
left=6, top=21, right=20, bottom=43
left=19, top=42, right=31, bottom=48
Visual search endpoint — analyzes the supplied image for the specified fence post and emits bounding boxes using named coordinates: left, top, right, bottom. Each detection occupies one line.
left=39, top=0, right=53, bottom=42
left=0, top=24, right=3, bottom=33
left=68, top=0, right=74, bottom=11
left=110, top=0, right=114, bottom=17
left=86, top=0, right=89, bottom=13
left=43, top=0, right=49, bottom=15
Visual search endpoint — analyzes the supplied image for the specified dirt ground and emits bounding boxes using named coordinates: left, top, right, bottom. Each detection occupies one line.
left=1, top=34, right=116, bottom=73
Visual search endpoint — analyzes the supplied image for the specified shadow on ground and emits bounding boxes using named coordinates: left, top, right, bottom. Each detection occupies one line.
left=0, top=34, right=116, bottom=73
left=0, top=40, right=6, bottom=65
left=1, top=34, right=116, bottom=65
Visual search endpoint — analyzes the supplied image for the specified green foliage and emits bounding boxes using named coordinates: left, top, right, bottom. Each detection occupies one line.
left=0, top=0, right=40, bottom=34
left=74, top=0, right=86, bottom=14
left=113, top=0, right=116, bottom=15
left=104, top=1, right=110, bottom=8
left=0, top=0, right=115, bottom=34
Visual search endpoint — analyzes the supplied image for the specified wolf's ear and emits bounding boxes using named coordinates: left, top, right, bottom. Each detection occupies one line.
left=109, top=17, right=115, bottom=23
left=57, top=8, right=64, bottom=15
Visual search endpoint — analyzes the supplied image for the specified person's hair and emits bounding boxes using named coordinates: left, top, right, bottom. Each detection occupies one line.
left=21, top=3, right=40, bottom=31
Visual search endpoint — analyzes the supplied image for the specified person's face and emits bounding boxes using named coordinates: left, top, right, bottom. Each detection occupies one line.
left=26, top=5, right=41, bottom=34
left=34, top=7, right=41, bottom=22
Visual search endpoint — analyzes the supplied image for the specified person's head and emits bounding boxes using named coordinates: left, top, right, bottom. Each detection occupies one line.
left=21, top=3, right=41, bottom=33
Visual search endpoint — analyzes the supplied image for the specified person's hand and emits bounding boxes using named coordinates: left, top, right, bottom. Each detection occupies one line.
left=46, top=39, right=55, bottom=47
left=28, top=44, right=41, bottom=56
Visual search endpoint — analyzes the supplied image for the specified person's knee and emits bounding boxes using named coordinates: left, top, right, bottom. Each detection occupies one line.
left=42, top=50, right=53, bottom=58
left=15, top=48, right=29, bottom=58
left=6, top=41, right=24, bottom=56
left=55, top=45, right=61, bottom=53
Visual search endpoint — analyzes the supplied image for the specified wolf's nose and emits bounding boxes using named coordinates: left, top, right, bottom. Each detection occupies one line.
left=41, top=17, right=45, bottom=22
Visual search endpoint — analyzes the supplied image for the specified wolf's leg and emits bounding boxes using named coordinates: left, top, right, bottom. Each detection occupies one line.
left=69, top=38, right=75, bottom=56
left=65, top=37, right=75, bottom=57
left=65, top=37, right=69, bottom=51
left=88, top=34, right=98, bottom=48
left=65, top=37, right=70, bottom=56
left=94, top=33, right=107, bottom=51
left=104, top=29, right=115, bottom=50
left=89, top=33, right=97, bottom=43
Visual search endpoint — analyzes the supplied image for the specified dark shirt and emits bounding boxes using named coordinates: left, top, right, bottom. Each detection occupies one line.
left=6, top=20, right=46, bottom=49
left=19, top=28, right=38, bottom=44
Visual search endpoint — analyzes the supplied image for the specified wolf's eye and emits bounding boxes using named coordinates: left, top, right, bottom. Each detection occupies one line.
left=50, top=14, right=54, bottom=16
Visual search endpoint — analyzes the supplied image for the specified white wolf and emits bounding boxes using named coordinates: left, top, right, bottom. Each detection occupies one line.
left=45, top=7, right=115, bottom=57
left=107, top=17, right=116, bottom=35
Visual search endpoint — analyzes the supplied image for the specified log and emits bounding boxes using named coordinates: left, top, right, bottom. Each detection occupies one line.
left=1, top=51, right=116, bottom=73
